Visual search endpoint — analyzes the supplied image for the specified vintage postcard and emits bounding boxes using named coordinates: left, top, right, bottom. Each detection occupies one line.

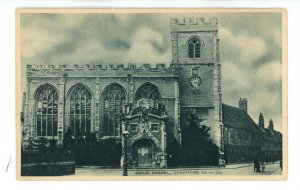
left=16, top=8, right=288, bottom=180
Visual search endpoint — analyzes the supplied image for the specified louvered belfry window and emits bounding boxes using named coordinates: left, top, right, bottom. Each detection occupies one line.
left=188, top=38, right=201, bottom=58
left=35, top=84, right=59, bottom=137
left=69, top=84, right=92, bottom=136
left=103, top=84, right=126, bottom=137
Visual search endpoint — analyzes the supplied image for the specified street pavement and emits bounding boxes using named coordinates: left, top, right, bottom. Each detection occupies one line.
left=75, top=162, right=282, bottom=176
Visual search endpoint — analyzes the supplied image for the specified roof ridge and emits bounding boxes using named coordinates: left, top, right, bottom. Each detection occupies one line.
left=222, top=103, right=260, bottom=132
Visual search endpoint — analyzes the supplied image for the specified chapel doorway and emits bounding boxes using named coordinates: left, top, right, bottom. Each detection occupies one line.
left=134, top=140, right=154, bottom=167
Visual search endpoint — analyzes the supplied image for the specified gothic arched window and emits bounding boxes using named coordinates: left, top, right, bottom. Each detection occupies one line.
left=102, top=83, right=126, bottom=137
left=69, top=84, right=92, bottom=136
left=35, top=84, right=59, bottom=137
left=188, top=38, right=201, bottom=58
left=135, top=83, right=161, bottom=107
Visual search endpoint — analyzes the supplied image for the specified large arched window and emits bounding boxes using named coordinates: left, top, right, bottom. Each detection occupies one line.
left=135, top=83, right=161, bottom=107
left=35, top=84, right=58, bottom=137
left=69, top=84, right=92, bottom=136
left=188, top=38, right=201, bottom=58
left=102, top=83, right=126, bottom=137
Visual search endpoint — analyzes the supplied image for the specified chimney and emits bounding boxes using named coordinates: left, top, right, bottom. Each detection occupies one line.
left=238, top=98, right=248, bottom=113
left=268, top=119, right=274, bottom=131
left=258, top=112, right=265, bottom=128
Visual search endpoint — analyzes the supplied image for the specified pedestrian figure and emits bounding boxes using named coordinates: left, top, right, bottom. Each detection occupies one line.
left=254, top=158, right=260, bottom=172
left=261, top=161, right=265, bottom=173
left=155, top=154, right=161, bottom=168
left=280, top=160, right=282, bottom=171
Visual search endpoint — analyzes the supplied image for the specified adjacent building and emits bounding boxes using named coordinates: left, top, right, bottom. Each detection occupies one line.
left=223, top=99, right=282, bottom=164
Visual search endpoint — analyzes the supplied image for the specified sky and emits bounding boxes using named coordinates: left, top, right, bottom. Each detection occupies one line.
left=20, top=12, right=283, bottom=132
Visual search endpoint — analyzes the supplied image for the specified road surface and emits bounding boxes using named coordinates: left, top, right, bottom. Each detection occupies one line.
left=75, top=162, right=282, bottom=176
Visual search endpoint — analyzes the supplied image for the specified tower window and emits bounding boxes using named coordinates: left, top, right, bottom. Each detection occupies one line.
left=188, top=38, right=201, bottom=58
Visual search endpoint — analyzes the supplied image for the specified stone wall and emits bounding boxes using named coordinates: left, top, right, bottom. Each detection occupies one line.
left=24, top=63, right=179, bottom=143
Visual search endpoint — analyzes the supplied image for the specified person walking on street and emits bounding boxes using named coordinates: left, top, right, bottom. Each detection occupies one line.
left=254, top=158, right=260, bottom=172
left=261, top=161, right=265, bottom=173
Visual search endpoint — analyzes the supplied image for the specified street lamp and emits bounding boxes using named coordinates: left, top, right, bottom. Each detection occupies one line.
left=122, top=128, right=129, bottom=176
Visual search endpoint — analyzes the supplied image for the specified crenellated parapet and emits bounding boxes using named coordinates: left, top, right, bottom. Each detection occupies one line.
left=171, top=17, right=218, bottom=32
left=26, top=63, right=178, bottom=78
left=27, top=63, right=171, bottom=71
left=171, top=17, right=218, bottom=25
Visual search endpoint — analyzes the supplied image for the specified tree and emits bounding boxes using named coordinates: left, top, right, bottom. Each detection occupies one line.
left=181, top=113, right=219, bottom=166
left=167, top=135, right=180, bottom=167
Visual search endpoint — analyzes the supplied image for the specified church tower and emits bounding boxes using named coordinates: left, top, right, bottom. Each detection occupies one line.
left=170, top=18, right=223, bottom=154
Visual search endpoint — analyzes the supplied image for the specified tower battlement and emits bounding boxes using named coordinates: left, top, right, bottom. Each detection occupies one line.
left=171, top=17, right=218, bottom=32
left=171, top=17, right=218, bottom=25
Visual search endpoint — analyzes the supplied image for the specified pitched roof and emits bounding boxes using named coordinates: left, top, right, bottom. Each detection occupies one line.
left=222, top=103, right=261, bottom=132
